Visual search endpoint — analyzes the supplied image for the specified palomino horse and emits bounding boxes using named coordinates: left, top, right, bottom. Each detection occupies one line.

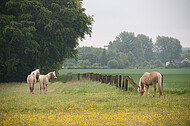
left=38, top=71, right=57, bottom=94
left=27, top=69, right=40, bottom=94
left=138, top=72, right=163, bottom=97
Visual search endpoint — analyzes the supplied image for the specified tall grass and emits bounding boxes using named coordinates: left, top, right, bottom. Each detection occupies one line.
left=0, top=80, right=189, bottom=125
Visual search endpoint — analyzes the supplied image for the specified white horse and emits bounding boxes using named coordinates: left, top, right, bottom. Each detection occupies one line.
left=27, top=69, right=40, bottom=94
left=138, top=72, right=163, bottom=97
left=38, top=71, right=57, bottom=94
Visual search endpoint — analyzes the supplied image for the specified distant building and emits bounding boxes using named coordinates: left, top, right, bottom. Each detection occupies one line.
left=181, top=56, right=190, bottom=63
left=173, top=59, right=181, bottom=64
left=166, top=57, right=190, bottom=66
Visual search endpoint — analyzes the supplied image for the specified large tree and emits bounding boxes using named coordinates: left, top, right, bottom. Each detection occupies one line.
left=77, top=47, right=103, bottom=65
left=108, top=32, right=136, bottom=54
left=100, top=49, right=107, bottom=66
left=0, top=0, right=93, bottom=82
left=136, top=34, right=153, bottom=61
left=155, top=36, right=182, bottom=63
left=108, top=31, right=154, bottom=66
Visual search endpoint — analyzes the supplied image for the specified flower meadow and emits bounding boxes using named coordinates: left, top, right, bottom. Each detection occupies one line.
left=0, top=80, right=190, bottom=125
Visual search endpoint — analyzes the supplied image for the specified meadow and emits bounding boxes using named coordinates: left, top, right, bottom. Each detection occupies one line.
left=0, top=69, right=190, bottom=125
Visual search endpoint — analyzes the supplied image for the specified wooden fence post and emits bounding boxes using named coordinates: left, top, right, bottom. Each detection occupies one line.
left=99, top=74, right=101, bottom=82
left=122, top=76, right=125, bottom=90
left=162, top=74, right=163, bottom=90
left=102, top=75, right=104, bottom=83
left=119, top=75, right=122, bottom=88
left=92, top=73, right=95, bottom=81
left=108, top=75, right=112, bottom=85
left=78, top=73, right=80, bottom=80
left=90, top=73, right=92, bottom=80
left=82, top=73, right=84, bottom=78
left=126, top=76, right=138, bottom=90
left=111, top=76, right=115, bottom=86
left=105, top=75, right=108, bottom=84
left=115, top=75, right=118, bottom=88
left=87, top=73, right=90, bottom=79
left=122, top=76, right=128, bottom=91
left=96, top=73, right=98, bottom=81
left=94, top=73, right=96, bottom=81
left=99, top=74, right=102, bottom=83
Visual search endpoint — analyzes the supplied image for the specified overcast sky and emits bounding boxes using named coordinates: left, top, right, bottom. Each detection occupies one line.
left=79, top=0, right=190, bottom=48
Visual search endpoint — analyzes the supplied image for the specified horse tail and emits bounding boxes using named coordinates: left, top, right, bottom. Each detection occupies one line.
left=30, top=76, right=35, bottom=85
left=157, top=73, right=163, bottom=97
left=27, top=75, right=30, bottom=84
left=138, top=77, right=142, bottom=92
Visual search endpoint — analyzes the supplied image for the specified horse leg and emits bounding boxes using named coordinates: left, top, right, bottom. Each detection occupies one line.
left=31, top=83, right=33, bottom=94
left=45, top=84, right=48, bottom=94
left=153, top=83, right=156, bottom=97
left=145, top=85, right=150, bottom=97
left=40, top=83, right=42, bottom=94
left=29, top=83, right=33, bottom=94
left=31, top=83, right=34, bottom=94
left=32, top=83, right=35, bottom=94
left=40, top=84, right=41, bottom=94
left=43, top=83, right=46, bottom=94
left=29, top=83, right=32, bottom=93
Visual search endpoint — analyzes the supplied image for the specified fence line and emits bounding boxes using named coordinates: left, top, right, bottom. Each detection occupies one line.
left=62, top=72, right=163, bottom=92
left=77, top=73, right=140, bottom=92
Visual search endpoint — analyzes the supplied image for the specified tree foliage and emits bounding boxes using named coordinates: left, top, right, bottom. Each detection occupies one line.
left=0, top=0, right=93, bottom=82
left=155, top=36, right=182, bottom=63
left=100, top=49, right=107, bottom=66
left=107, top=31, right=182, bottom=68
left=78, top=46, right=103, bottom=65
left=107, top=59, right=119, bottom=69
left=108, top=32, right=153, bottom=63
left=65, top=32, right=185, bottom=69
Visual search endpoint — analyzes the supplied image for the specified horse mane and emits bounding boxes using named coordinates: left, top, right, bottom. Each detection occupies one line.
left=31, top=69, right=40, bottom=76
left=138, top=77, right=142, bottom=88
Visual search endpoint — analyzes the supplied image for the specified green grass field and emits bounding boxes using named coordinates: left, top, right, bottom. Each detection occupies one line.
left=0, top=69, right=190, bottom=125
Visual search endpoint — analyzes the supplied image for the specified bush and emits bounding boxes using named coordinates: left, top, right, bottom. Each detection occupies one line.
left=154, top=59, right=164, bottom=68
left=107, top=59, right=119, bottom=69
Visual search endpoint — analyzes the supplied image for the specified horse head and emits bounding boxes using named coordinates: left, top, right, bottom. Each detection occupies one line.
left=138, top=78, right=144, bottom=96
left=35, top=69, right=40, bottom=77
left=138, top=86, right=144, bottom=96
left=35, top=69, right=40, bottom=73
left=50, top=71, right=57, bottom=79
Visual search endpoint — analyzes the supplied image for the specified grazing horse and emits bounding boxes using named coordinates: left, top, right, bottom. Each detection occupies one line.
left=27, top=69, right=40, bottom=94
left=38, top=71, right=57, bottom=94
left=138, top=72, right=163, bottom=97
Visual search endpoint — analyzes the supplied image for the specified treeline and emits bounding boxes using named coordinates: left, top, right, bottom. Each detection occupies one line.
left=65, top=31, right=190, bottom=69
